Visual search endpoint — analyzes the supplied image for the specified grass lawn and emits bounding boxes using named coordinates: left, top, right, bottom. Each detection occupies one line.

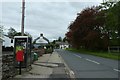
left=66, top=48, right=120, bottom=60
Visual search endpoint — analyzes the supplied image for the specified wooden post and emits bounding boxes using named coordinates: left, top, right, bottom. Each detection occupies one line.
left=19, top=61, right=21, bottom=75
left=21, top=0, right=25, bottom=36
left=108, top=46, right=110, bottom=53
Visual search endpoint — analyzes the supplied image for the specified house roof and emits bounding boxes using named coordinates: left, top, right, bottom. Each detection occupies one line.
left=38, top=37, right=48, bottom=43
left=33, top=34, right=49, bottom=44
left=56, top=41, right=69, bottom=45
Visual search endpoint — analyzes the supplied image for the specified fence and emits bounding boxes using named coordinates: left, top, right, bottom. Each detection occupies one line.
left=108, top=46, right=120, bottom=53
left=2, top=46, right=13, bottom=51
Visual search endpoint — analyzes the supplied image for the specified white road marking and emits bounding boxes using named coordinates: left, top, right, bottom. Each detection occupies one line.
left=74, top=54, right=82, bottom=58
left=113, top=69, right=120, bottom=72
left=86, top=59, right=100, bottom=64
left=69, top=70, right=75, bottom=78
left=70, top=70, right=75, bottom=75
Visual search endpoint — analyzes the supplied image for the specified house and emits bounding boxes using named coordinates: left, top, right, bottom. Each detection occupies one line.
left=33, top=33, right=49, bottom=49
left=56, top=41, right=70, bottom=49
left=3, top=36, right=13, bottom=47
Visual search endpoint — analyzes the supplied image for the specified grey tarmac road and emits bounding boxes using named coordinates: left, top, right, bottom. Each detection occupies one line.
left=55, top=49, right=119, bottom=79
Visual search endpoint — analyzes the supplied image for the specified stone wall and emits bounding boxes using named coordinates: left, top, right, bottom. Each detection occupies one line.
left=0, top=39, right=2, bottom=80
left=0, top=39, right=2, bottom=55
left=2, top=53, right=17, bottom=79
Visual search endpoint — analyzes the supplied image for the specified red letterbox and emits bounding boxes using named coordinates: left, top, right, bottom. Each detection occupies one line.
left=16, top=50, right=24, bottom=62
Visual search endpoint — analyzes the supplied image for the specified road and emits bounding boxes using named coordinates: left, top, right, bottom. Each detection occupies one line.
left=56, top=49, right=119, bottom=79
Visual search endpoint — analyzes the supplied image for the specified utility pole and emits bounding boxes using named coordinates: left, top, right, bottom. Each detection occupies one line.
left=21, top=0, right=25, bottom=36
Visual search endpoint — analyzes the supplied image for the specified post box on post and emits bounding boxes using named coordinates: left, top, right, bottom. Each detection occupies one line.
left=14, top=36, right=32, bottom=75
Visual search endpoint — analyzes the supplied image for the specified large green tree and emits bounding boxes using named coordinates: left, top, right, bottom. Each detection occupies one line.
left=102, top=1, right=120, bottom=46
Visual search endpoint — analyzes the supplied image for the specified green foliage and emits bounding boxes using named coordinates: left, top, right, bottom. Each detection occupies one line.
left=66, top=48, right=120, bottom=60
left=51, top=40, right=60, bottom=49
left=52, top=40, right=56, bottom=44
left=7, top=27, right=32, bottom=39
left=63, top=37, right=67, bottom=42
left=105, top=1, right=120, bottom=45
left=66, top=1, right=120, bottom=51
left=109, top=39, right=120, bottom=46
left=45, top=43, right=53, bottom=53
left=7, top=27, right=17, bottom=38
left=25, top=32, right=32, bottom=37
left=58, top=37, right=62, bottom=42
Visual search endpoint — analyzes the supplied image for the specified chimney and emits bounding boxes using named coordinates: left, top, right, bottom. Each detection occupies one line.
left=40, top=33, right=43, bottom=37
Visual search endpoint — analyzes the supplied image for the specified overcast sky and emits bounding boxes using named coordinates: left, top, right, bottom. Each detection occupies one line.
left=1, top=0, right=102, bottom=46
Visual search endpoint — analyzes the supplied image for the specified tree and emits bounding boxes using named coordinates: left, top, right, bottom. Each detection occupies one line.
left=52, top=40, right=56, bottom=44
left=63, top=37, right=67, bottom=42
left=66, top=1, right=120, bottom=51
left=58, top=37, right=62, bottom=42
left=25, top=32, right=32, bottom=37
left=105, top=1, right=120, bottom=46
left=66, top=6, right=108, bottom=50
left=7, top=27, right=32, bottom=39
left=100, top=1, right=120, bottom=46
left=101, top=1, right=119, bottom=37
left=7, top=27, right=17, bottom=39
left=0, top=25, right=4, bottom=39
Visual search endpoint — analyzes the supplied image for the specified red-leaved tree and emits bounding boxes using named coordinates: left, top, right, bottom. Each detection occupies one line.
left=66, top=6, right=108, bottom=50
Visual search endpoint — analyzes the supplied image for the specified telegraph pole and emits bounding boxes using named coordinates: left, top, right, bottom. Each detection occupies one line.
left=21, top=0, right=25, bottom=36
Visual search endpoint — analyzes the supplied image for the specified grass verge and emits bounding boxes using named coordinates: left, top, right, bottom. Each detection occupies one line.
left=66, top=48, right=120, bottom=60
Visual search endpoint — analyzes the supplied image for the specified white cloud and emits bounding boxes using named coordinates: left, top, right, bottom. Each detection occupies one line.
left=1, top=0, right=103, bottom=3
left=1, top=2, right=101, bottom=46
